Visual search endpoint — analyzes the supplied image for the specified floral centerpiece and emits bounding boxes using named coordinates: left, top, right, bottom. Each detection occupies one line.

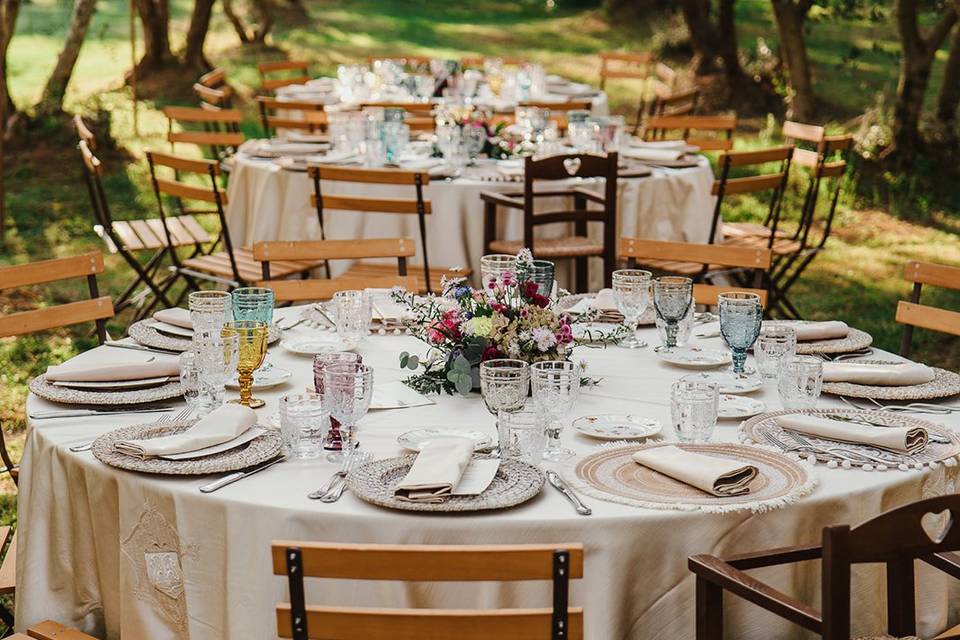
left=394, top=250, right=620, bottom=395
left=434, top=106, right=531, bottom=160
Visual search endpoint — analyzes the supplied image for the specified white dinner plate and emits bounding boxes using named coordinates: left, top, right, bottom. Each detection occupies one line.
left=226, top=366, right=293, bottom=390
left=718, top=395, right=766, bottom=419
left=693, top=323, right=722, bottom=339
left=160, top=427, right=267, bottom=461
left=655, top=346, right=731, bottom=369
left=397, top=429, right=494, bottom=452
left=681, top=371, right=763, bottom=394
left=50, top=375, right=176, bottom=390
left=281, top=335, right=359, bottom=356
left=572, top=414, right=662, bottom=440
left=146, top=320, right=194, bottom=338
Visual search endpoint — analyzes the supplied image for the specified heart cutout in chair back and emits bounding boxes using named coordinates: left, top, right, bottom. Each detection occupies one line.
left=921, top=509, right=953, bottom=544
left=563, top=157, right=582, bottom=176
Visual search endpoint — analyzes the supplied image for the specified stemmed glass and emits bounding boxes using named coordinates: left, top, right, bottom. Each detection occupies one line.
left=193, top=331, right=240, bottom=412
left=718, top=292, right=763, bottom=376
left=179, top=351, right=204, bottom=413
left=221, top=320, right=268, bottom=408
left=313, top=351, right=363, bottom=459
left=653, top=276, right=694, bottom=350
left=333, top=290, right=371, bottom=345
left=322, top=362, right=374, bottom=457
left=480, top=254, right=517, bottom=294
left=612, top=269, right=652, bottom=349
left=480, top=359, right=530, bottom=447
left=530, top=361, right=581, bottom=462
left=189, top=291, right=232, bottom=337
left=523, top=260, right=555, bottom=298
left=232, top=287, right=275, bottom=324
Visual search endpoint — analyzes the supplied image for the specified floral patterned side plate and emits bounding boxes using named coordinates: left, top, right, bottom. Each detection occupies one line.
left=573, top=414, right=662, bottom=441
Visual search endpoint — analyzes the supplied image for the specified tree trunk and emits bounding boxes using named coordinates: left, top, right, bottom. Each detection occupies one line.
left=891, top=0, right=957, bottom=161
left=680, top=0, right=719, bottom=75
left=771, top=0, right=816, bottom=120
left=936, top=24, right=960, bottom=126
left=0, top=0, right=18, bottom=241
left=183, top=0, right=215, bottom=71
left=251, top=0, right=273, bottom=43
left=716, top=0, right=745, bottom=89
left=35, top=0, right=98, bottom=116
left=222, top=0, right=251, bottom=43
left=134, top=0, right=173, bottom=70
left=223, top=0, right=274, bottom=45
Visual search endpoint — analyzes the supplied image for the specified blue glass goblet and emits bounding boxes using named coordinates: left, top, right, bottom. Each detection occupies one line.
left=718, top=292, right=763, bottom=376
left=232, top=287, right=275, bottom=325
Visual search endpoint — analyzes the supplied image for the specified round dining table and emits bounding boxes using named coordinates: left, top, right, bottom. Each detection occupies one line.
left=16, top=307, right=960, bottom=639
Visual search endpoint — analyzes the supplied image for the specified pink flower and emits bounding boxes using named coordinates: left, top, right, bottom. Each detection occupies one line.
left=531, top=327, right=557, bottom=351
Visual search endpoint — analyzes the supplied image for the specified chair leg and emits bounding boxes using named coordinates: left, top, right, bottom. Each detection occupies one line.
left=695, top=576, right=723, bottom=640
left=574, top=257, right=588, bottom=294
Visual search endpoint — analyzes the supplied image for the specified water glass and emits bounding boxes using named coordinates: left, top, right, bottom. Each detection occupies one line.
left=756, top=325, right=797, bottom=380
left=313, top=351, right=363, bottom=455
left=232, top=287, right=275, bottom=325
left=188, top=290, right=232, bottom=337
left=179, top=351, right=206, bottom=413
left=530, top=361, right=581, bottom=461
left=523, top=260, right=555, bottom=298
left=480, top=254, right=517, bottom=292
left=463, top=123, right=487, bottom=159
left=480, top=359, right=530, bottom=416
left=193, top=331, right=240, bottom=412
left=612, top=269, right=652, bottom=349
left=718, top=292, right=763, bottom=375
left=361, top=137, right=386, bottom=166
left=221, top=320, right=268, bottom=408
left=653, top=276, right=694, bottom=349
left=383, top=121, right=410, bottom=163
left=437, top=125, right=468, bottom=168
left=670, top=380, right=720, bottom=443
left=778, top=356, right=823, bottom=409
left=497, top=407, right=547, bottom=464
left=322, top=362, right=374, bottom=457
left=280, top=393, right=330, bottom=460
left=333, top=290, right=371, bottom=344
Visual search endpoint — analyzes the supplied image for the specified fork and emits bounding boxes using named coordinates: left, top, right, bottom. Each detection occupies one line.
left=862, top=396, right=960, bottom=416
left=761, top=430, right=875, bottom=465
left=308, top=444, right=358, bottom=499
left=317, top=451, right=372, bottom=503
left=785, top=431, right=899, bottom=465
left=69, top=408, right=192, bottom=453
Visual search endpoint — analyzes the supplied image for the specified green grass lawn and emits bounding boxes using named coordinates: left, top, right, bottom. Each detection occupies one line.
left=1, top=0, right=958, bottom=512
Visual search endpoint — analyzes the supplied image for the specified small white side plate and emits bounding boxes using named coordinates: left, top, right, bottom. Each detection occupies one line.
left=573, top=414, right=662, bottom=440
left=681, top=371, right=763, bottom=394
left=281, top=335, right=358, bottom=356
left=146, top=320, right=195, bottom=338
left=51, top=375, right=175, bottom=390
left=397, top=429, right=494, bottom=452
left=226, top=366, right=293, bottom=390
left=655, top=346, right=731, bottom=369
left=718, top=395, right=766, bottom=419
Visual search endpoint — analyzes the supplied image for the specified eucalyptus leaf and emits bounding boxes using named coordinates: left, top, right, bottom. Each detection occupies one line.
left=454, top=374, right=473, bottom=394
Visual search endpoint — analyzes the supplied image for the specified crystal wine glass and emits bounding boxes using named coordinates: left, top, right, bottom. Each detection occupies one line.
left=313, top=351, right=363, bottom=460
left=612, top=269, right=652, bottom=349
left=718, top=292, right=763, bottom=376
left=322, top=362, right=374, bottom=456
left=193, top=331, right=240, bottom=412
left=653, top=276, right=694, bottom=350
left=480, top=254, right=517, bottom=295
left=530, top=361, right=581, bottom=462
left=221, top=320, right=268, bottom=408
left=189, top=290, right=232, bottom=337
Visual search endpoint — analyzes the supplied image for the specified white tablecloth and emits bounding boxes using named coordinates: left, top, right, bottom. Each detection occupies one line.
left=225, top=155, right=717, bottom=289
left=17, top=309, right=960, bottom=638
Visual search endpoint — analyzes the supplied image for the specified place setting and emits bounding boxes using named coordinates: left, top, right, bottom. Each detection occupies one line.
left=29, top=354, right=185, bottom=406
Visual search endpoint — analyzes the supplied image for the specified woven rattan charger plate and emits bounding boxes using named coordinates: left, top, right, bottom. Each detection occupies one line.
left=346, top=454, right=545, bottom=512
left=29, top=374, right=183, bottom=405
left=820, top=360, right=960, bottom=401
left=128, top=320, right=281, bottom=352
left=564, top=441, right=816, bottom=514
left=770, top=321, right=873, bottom=355
left=92, top=418, right=283, bottom=475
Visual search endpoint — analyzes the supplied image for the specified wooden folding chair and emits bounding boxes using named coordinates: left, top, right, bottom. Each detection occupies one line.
left=0, top=252, right=113, bottom=344
left=599, top=51, right=654, bottom=129
left=162, top=105, right=244, bottom=162
left=256, top=96, right=328, bottom=137
left=307, top=165, right=468, bottom=293
left=896, top=260, right=960, bottom=357
left=147, top=150, right=317, bottom=289
left=272, top=541, right=583, bottom=640
left=12, top=620, right=98, bottom=639
left=643, top=114, right=737, bottom=151
left=481, top=153, right=619, bottom=292
left=619, top=238, right=772, bottom=306
left=690, top=494, right=960, bottom=639
left=254, top=238, right=419, bottom=302
left=648, top=85, right=699, bottom=117
left=258, top=60, right=310, bottom=92
left=193, top=67, right=233, bottom=108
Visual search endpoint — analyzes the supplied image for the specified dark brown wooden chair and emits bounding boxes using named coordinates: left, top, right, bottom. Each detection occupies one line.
left=307, top=165, right=468, bottom=293
left=896, top=260, right=960, bottom=357
left=256, top=96, right=328, bottom=137
left=193, top=67, right=233, bottom=108
left=258, top=60, right=310, bottom=92
left=272, top=541, right=583, bottom=639
left=254, top=237, right=419, bottom=302
left=690, top=494, right=960, bottom=639
left=481, top=153, right=618, bottom=292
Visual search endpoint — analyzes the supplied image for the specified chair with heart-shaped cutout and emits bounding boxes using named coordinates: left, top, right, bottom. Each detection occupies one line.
left=689, top=494, right=960, bottom=639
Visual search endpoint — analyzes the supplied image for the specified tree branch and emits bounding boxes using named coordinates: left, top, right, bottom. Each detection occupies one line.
left=923, top=5, right=958, bottom=57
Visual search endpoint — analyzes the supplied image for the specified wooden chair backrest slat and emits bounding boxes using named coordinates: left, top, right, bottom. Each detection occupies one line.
left=405, top=116, right=435, bottom=131
left=0, top=251, right=104, bottom=290
left=895, top=301, right=960, bottom=338
left=0, top=297, right=113, bottom=339
left=694, top=284, right=768, bottom=307
left=163, top=105, right=242, bottom=123
left=782, top=120, right=825, bottom=144
left=168, top=131, right=245, bottom=146
left=262, top=77, right=311, bottom=91
left=155, top=178, right=224, bottom=204
left=359, top=101, right=434, bottom=113
left=647, top=115, right=736, bottom=132
left=687, top=138, right=733, bottom=151
left=839, top=495, right=960, bottom=563
left=272, top=542, right=584, bottom=580
left=619, top=238, right=772, bottom=270
left=26, top=620, right=99, bottom=640
left=711, top=174, right=786, bottom=196
left=823, top=134, right=854, bottom=152
left=791, top=147, right=821, bottom=168
left=314, top=195, right=430, bottom=214
left=276, top=606, right=584, bottom=640
left=253, top=238, right=416, bottom=262
left=721, top=145, right=793, bottom=167
left=263, top=276, right=420, bottom=302
left=256, top=96, right=326, bottom=112
left=308, top=165, right=430, bottom=185
left=518, top=100, right=592, bottom=112
left=147, top=150, right=221, bottom=175
left=198, top=67, right=227, bottom=87
left=78, top=140, right=101, bottom=175
left=266, top=115, right=328, bottom=131
left=904, top=260, right=960, bottom=291
left=600, top=51, right=653, bottom=63
left=73, top=115, right=96, bottom=148
left=193, top=83, right=231, bottom=106
left=818, top=160, right=847, bottom=178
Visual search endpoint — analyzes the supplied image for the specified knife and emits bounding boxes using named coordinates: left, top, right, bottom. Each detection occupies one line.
left=546, top=470, right=592, bottom=516
left=199, top=456, right=286, bottom=493
left=29, top=406, right=174, bottom=419
left=104, top=342, right=180, bottom=355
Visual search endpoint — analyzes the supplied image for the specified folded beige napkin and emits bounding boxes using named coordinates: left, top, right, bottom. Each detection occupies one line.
left=629, top=139, right=688, bottom=150
left=775, top=413, right=927, bottom=454
left=621, top=147, right=686, bottom=163
left=822, top=361, right=935, bottom=386
left=46, top=358, right=180, bottom=382
left=114, top=404, right=258, bottom=459
left=394, top=437, right=475, bottom=503
left=593, top=288, right=618, bottom=312
left=153, top=307, right=193, bottom=329
left=785, top=321, right=849, bottom=341
left=632, top=446, right=758, bottom=496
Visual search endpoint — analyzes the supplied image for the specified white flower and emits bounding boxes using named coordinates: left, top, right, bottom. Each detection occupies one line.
left=531, top=327, right=557, bottom=351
